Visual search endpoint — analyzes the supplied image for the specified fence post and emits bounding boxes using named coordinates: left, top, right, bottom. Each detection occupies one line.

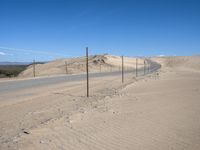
left=136, top=58, right=138, bottom=77
left=65, top=61, right=68, bottom=74
left=122, top=56, right=124, bottom=83
left=86, top=47, right=89, bottom=97
left=144, top=59, right=145, bottom=75
left=148, top=63, right=150, bottom=73
left=33, top=59, right=35, bottom=77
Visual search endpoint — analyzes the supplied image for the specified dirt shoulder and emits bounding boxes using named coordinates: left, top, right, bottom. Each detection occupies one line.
left=1, top=63, right=200, bottom=150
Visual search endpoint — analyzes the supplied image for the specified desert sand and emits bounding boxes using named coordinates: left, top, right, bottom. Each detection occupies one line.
left=0, top=56, right=200, bottom=150
left=19, top=55, right=145, bottom=78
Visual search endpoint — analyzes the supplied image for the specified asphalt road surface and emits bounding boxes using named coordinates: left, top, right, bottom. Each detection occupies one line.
left=0, top=60, right=161, bottom=95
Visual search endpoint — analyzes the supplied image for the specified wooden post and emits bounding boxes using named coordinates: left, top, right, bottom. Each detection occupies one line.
left=65, top=61, right=68, bottom=74
left=136, top=58, right=138, bottom=77
left=33, top=59, right=35, bottom=77
left=122, top=56, right=124, bottom=83
left=86, top=47, right=89, bottom=97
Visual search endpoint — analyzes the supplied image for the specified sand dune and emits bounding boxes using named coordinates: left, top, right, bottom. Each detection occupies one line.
left=152, top=56, right=200, bottom=71
left=1, top=56, right=200, bottom=150
left=19, top=55, right=145, bottom=77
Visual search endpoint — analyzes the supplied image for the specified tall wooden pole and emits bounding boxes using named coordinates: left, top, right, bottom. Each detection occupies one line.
left=122, top=56, right=124, bottom=83
left=86, top=47, right=89, bottom=97
left=33, top=59, right=35, bottom=77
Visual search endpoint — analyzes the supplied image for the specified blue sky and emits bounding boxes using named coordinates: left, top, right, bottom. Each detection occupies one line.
left=0, top=0, right=200, bottom=62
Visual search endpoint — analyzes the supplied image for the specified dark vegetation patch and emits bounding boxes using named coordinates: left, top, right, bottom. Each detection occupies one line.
left=0, top=65, right=28, bottom=78
left=0, top=61, right=47, bottom=78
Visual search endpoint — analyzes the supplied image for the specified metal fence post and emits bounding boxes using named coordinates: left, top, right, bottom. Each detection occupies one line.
left=86, top=47, right=89, bottom=97
left=122, top=56, right=124, bottom=83
left=33, top=59, right=35, bottom=77
left=65, top=61, right=68, bottom=74
left=136, top=58, right=138, bottom=77
left=144, top=59, right=146, bottom=75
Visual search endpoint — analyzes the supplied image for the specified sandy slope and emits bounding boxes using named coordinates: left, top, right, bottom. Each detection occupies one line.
left=19, top=55, right=145, bottom=77
left=1, top=56, right=200, bottom=150
left=152, top=56, right=200, bottom=72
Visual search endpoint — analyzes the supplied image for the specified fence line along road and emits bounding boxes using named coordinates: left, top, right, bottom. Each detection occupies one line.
left=0, top=59, right=161, bottom=96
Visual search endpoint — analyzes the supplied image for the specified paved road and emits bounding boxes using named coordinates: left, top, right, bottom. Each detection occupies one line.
left=0, top=60, right=161, bottom=95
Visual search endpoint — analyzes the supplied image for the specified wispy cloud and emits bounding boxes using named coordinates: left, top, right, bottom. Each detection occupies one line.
left=157, top=54, right=165, bottom=57
left=0, top=46, right=71, bottom=57
left=0, top=52, right=6, bottom=55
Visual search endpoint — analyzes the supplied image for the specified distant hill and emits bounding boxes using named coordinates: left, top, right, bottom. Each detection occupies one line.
left=19, top=55, right=145, bottom=78
left=0, top=61, right=48, bottom=65
left=0, top=62, right=31, bottom=65
left=0, top=65, right=28, bottom=78
left=0, top=61, right=47, bottom=78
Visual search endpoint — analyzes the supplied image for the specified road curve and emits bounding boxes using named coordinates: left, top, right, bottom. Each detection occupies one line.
left=0, top=60, right=161, bottom=95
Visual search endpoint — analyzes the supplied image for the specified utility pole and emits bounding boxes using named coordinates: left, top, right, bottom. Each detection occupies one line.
left=65, top=61, right=68, bottom=74
left=100, top=63, right=101, bottom=73
left=33, top=59, right=35, bottom=77
left=136, top=58, right=138, bottom=77
left=122, top=56, right=124, bottom=83
left=86, top=47, right=89, bottom=97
